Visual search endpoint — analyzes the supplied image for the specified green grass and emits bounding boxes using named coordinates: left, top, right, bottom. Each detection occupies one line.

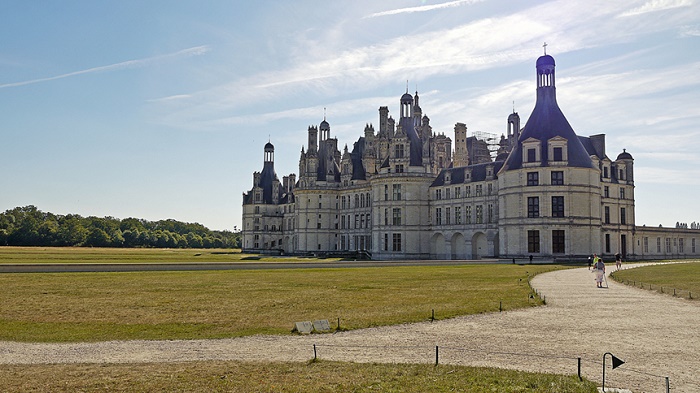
left=0, top=360, right=598, bottom=392
left=0, top=246, right=341, bottom=263
left=611, top=261, right=700, bottom=298
left=0, top=263, right=552, bottom=342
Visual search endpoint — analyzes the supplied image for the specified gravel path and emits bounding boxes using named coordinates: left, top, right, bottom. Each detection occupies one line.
left=1, top=264, right=698, bottom=392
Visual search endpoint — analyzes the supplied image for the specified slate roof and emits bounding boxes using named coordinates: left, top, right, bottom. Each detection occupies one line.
left=431, top=161, right=505, bottom=187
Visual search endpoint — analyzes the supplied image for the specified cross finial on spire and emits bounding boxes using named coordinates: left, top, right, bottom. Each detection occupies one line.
left=323, top=107, right=326, bottom=121
left=543, top=42, right=548, bottom=55
left=512, top=100, right=515, bottom=113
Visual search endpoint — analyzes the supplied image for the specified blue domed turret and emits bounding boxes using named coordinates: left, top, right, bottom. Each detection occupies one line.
left=536, top=54, right=555, bottom=67
left=617, top=149, right=633, bottom=160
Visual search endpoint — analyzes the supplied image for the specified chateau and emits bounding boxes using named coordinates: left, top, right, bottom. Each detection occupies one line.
left=242, top=53, right=700, bottom=260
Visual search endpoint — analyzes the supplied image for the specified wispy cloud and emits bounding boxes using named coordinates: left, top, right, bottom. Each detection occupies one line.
left=364, top=0, right=484, bottom=18
left=618, top=0, right=692, bottom=17
left=0, top=45, right=210, bottom=89
left=680, top=24, right=700, bottom=36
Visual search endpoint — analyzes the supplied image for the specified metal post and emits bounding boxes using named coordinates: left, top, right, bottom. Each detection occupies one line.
left=435, top=346, right=439, bottom=366
left=499, top=301, right=502, bottom=312
left=313, top=344, right=317, bottom=360
left=666, top=376, right=670, bottom=393
left=578, top=357, right=582, bottom=381
left=431, top=309, right=435, bottom=322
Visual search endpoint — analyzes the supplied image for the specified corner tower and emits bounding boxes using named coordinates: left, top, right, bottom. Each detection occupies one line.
left=498, top=51, right=602, bottom=258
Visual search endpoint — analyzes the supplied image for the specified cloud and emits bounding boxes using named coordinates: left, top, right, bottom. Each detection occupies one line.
left=618, top=0, right=692, bottom=17
left=0, top=45, right=210, bottom=89
left=680, top=24, right=700, bottom=36
left=364, top=0, right=484, bottom=18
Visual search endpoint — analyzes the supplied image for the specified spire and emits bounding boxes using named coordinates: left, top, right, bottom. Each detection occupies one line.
left=543, top=41, right=547, bottom=55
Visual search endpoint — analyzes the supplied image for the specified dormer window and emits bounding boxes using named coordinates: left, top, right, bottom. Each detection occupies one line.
left=548, top=136, right=568, bottom=165
left=522, top=138, right=541, bottom=167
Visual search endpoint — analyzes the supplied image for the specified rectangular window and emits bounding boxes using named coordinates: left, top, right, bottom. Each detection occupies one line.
left=657, top=237, right=661, bottom=253
left=354, top=214, right=359, bottom=229
left=455, top=206, right=462, bottom=224
left=392, top=233, right=402, bottom=252
left=666, top=238, right=671, bottom=253
left=476, top=185, right=482, bottom=196
left=604, top=186, right=609, bottom=198
left=527, top=148, right=536, bottom=162
left=488, top=183, right=493, bottom=195
left=551, top=171, right=564, bottom=185
left=445, top=188, right=451, bottom=200
left=435, top=189, right=442, bottom=200
left=527, top=197, right=539, bottom=218
left=605, top=234, right=611, bottom=253
left=692, top=238, right=696, bottom=253
left=528, top=230, right=540, bottom=253
left=476, top=205, right=483, bottom=224
left=384, top=208, right=388, bottom=226
left=466, top=206, right=472, bottom=224
left=552, top=196, right=564, bottom=217
left=455, top=187, right=461, bottom=198
left=393, top=184, right=402, bottom=201
left=395, top=144, right=404, bottom=158
left=643, top=237, right=648, bottom=253
left=360, top=215, right=364, bottom=229
left=679, top=238, right=684, bottom=253
left=384, top=234, right=388, bottom=251
left=527, top=172, right=539, bottom=186
left=384, top=185, right=388, bottom=201
left=553, top=147, right=563, bottom=161
left=620, top=208, right=626, bottom=225
left=395, top=164, right=404, bottom=173
left=436, top=208, right=442, bottom=225
left=604, top=167, right=609, bottom=178
left=619, top=169, right=624, bottom=180
left=604, top=206, right=610, bottom=224
left=392, top=208, right=401, bottom=226
left=620, top=188, right=626, bottom=199
left=465, top=186, right=471, bottom=197
left=487, top=204, right=493, bottom=223
left=446, top=207, right=451, bottom=225
left=552, top=230, right=565, bottom=253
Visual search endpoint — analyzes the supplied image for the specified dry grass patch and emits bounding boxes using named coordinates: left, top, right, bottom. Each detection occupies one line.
left=0, top=265, right=553, bottom=342
left=0, top=360, right=597, bottom=392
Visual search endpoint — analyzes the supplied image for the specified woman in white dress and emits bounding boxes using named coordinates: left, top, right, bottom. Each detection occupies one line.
left=593, top=257, right=606, bottom=288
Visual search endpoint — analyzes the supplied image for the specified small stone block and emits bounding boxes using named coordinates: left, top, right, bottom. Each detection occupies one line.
left=294, top=321, right=313, bottom=334
left=313, top=319, right=331, bottom=332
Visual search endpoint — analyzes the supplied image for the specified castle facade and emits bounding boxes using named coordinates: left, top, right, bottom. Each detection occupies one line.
left=242, top=54, right=700, bottom=260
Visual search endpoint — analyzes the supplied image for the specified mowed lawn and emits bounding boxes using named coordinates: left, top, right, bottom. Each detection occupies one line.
left=0, top=258, right=552, bottom=342
left=0, top=246, right=340, bottom=263
left=0, top=360, right=598, bottom=393
left=611, top=261, right=700, bottom=298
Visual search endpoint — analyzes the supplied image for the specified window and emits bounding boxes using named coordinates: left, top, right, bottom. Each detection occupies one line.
left=551, top=171, right=564, bottom=185
left=393, top=184, right=401, bottom=201
left=605, top=234, right=611, bottom=253
left=436, top=189, right=442, bottom=200
left=342, top=196, right=346, bottom=209
left=465, top=186, right=471, bottom=197
left=552, top=147, right=563, bottom=161
left=392, top=208, right=401, bottom=226
left=604, top=206, right=610, bottom=224
left=384, top=185, right=388, bottom=201
left=355, top=194, right=359, bottom=207
left=455, top=206, right=462, bottom=224
left=254, top=206, right=260, bottom=213
left=455, top=187, right=461, bottom=198
left=527, top=197, right=539, bottom=218
left=620, top=208, right=626, bottom=225
left=679, top=238, right=684, bottom=253
left=487, top=204, right=493, bottom=223
left=355, top=214, right=359, bottom=229
left=446, top=207, right=451, bottom=225
left=620, top=188, right=626, bottom=199
left=466, top=206, right=472, bottom=224
left=476, top=185, right=482, bottom=196
left=692, top=238, right=696, bottom=253
left=603, top=166, right=609, bottom=178
left=552, top=196, right=564, bottom=217
left=392, top=233, right=402, bottom=252
left=384, top=208, right=388, bottom=225
left=604, top=186, right=609, bottom=198
left=528, top=230, right=540, bottom=253
left=366, top=193, right=370, bottom=207
left=527, top=148, right=537, bottom=163
left=619, top=169, right=624, bottom=180
left=476, top=205, right=483, bottom=224
left=488, top=183, right=493, bottom=195
left=360, top=214, right=364, bottom=229
left=643, top=237, right=648, bottom=253
left=384, top=234, right=388, bottom=251
left=395, top=144, right=404, bottom=158
left=657, top=237, right=661, bottom=253
left=527, top=172, right=540, bottom=186
left=436, top=208, right=442, bottom=225
left=552, top=230, right=565, bottom=253
left=360, top=194, right=365, bottom=208
left=395, top=165, right=404, bottom=173
left=665, top=238, right=671, bottom=253
left=445, top=188, right=451, bottom=200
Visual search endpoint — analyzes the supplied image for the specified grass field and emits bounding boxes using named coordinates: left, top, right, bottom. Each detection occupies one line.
left=0, top=262, right=552, bottom=342
left=0, top=360, right=598, bottom=392
left=610, top=261, right=700, bottom=299
left=0, top=246, right=340, bottom=263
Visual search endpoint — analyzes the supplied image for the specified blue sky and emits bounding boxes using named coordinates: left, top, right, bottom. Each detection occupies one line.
left=1, top=0, right=699, bottom=231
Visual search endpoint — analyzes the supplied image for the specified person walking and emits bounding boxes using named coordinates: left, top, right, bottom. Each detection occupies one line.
left=588, top=255, right=592, bottom=270
left=615, top=253, right=622, bottom=271
left=593, top=256, right=606, bottom=288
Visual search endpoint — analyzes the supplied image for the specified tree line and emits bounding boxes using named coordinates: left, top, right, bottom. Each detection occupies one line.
left=0, top=206, right=240, bottom=248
